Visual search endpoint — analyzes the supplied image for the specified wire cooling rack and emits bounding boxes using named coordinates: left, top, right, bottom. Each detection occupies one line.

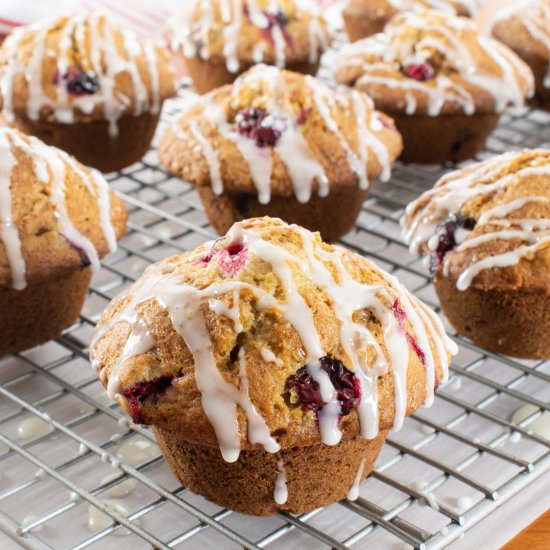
left=0, top=88, right=549, bottom=549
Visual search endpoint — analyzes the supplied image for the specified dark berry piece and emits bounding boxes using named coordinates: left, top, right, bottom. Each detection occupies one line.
left=431, top=213, right=476, bottom=273
left=391, top=299, right=426, bottom=365
left=198, top=251, right=215, bottom=264
left=53, top=66, right=100, bottom=95
left=59, top=232, right=91, bottom=268
left=67, top=71, right=100, bottom=95
left=235, top=107, right=283, bottom=147
left=242, top=6, right=294, bottom=50
left=296, top=107, right=312, bottom=125
left=265, top=10, right=289, bottom=28
left=286, top=356, right=362, bottom=418
left=403, top=61, right=435, bottom=81
left=121, top=376, right=174, bottom=423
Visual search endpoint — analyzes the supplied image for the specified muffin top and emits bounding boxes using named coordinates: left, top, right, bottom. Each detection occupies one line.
left=158, top=65, right=402, bottom=205
left=0, top=128, right=127, bottom=290
left=167, top=0, right=331, bottom=72
left=344, top=0, right=479, bottom=18
left=0, top=12, right=176, bottom=129
left=90, top=217, right=456, bottom=461
left=402, top=149, right=550, bottom=292
left=334, top=10, right=534, bottom=116
left=492, top=1, right=550, bottom=70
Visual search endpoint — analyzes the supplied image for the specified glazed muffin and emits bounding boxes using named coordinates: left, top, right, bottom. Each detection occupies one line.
left=0, top=128, right=127, bottom=356
left=342, top=0, right=479, bottom=42
left=158, top=64, right=402, bottom=242
left=0, top=12, right=176, bottom=173
left=167, top=0, right=331, bottom=94
left=402, top=149, right=550, bottom=359
left=492, top=0, right=550, bottom=111
left=90, top=217, right=456, bottom=515
left=334, top=10, right=534, bottom=164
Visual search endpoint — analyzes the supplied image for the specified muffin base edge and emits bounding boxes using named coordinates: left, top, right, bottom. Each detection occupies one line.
left=154, top=426, right=388, bottom=516
left=0, top=268, right=92, bottom=356
left=435, top=273, right=550, bottom=359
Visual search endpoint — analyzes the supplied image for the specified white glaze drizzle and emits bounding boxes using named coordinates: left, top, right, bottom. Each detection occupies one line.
left=494, top=0, right=550, bottom=89
left=92, top=269, right=281, bottom=462
left=91, top=219, right=455, bottom=461
left=0, top=12, right=171, bottom=134
left=181, top=64, right=393, bottom=204
left=168, top=0, right=329, bottom=73
left=274, top=458, right=288, bottom=504
left=0, top=129, right=118, bottom=289
left=188, top=122, right=224, bottom=195
left=336, top=11, right=533, bottom=117
left=347, top=458, right=366, bottom=501
left=403, top=151, right=550, bottom=291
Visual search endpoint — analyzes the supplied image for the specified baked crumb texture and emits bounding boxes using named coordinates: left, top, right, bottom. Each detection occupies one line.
left=403, top=149, right=550, bottom=358
left=0, top=11, right=176, bottom=129
left=90, top=216, right=456, bottom=514
left=335, top=10, right=533, bottom=118
left=0, top=12, right=176, bottom=171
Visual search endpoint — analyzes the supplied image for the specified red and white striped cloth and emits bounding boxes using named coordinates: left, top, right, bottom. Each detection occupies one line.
left=0, top=0, right=172, bottom=38
left=0, top=0, right=339, bottom=39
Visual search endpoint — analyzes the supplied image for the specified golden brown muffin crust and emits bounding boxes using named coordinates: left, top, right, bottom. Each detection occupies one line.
left=492, top=1, right=550, bottom=63
left=335, top=10, right=534, bottom=116
left=158, top=65, right=402, bottom=200
left=0, top=129, right=127, bottom=288
left=344, top=0, right=477, bottom=18
left=0, top=12, right=176, bottom=124
left=91, top=217, right=454, bottom=453
left=403, top=149, right=550, bottom=292
left=168, top=0, right=331, bottom=68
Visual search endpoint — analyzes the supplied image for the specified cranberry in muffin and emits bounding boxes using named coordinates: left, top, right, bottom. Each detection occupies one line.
left=334, top=10, right=534, bottom=164
left=158, top=64, right=402, bottom=241
left=403, top=149, right=550, bottom=359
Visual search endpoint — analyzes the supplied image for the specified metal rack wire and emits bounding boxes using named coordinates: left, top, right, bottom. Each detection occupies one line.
left=0, top=90, right=549, bottom=549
